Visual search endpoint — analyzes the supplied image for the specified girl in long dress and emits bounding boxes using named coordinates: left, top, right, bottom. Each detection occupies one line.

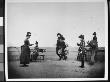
left=30, top=41, right=39, bottom=61
left=20, top=32, right=33, bottom=66
left=77, top=35, right=86, bottom=68
left=90, top=32, right=98, bottom=64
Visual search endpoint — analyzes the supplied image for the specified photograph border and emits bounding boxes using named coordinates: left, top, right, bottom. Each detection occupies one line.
left=5, top=0, right=108, bottom=81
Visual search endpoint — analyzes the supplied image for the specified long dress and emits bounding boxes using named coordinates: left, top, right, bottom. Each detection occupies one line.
left=90, top=36, right=98, bottom=63
left=77, top=40, right=87, bottom=60
left=56, top=36, right=65, bottom=57
left=31, top=46, right=39, bottom=60
left=79, top=40, right=86, bottom=67
left=56, top=39, right=61, bottom=56
left=20, top=39, right=31, bottom=64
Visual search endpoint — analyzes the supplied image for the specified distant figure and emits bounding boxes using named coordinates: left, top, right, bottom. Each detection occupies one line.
left=77, top=35, right=86, bottom=68
left=56, top=33, right=62, bottom=59
left=59, top=36, right=67, bottom=60
left=30, top=41, right=39, bottom=61
left=20, top=32, right=33, bottom=67
left=88, top=32, right=98, bottom=64
left=56, top=33, right=66, bottom=60
left=87, top=32, right=98, bottom=64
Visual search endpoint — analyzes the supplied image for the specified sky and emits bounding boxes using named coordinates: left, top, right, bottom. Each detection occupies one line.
left=7, top=1, right=106, bottom=47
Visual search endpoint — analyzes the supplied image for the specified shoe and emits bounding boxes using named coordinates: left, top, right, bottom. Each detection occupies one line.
left=30, top=59, right=32, bottom=61
left=89, top=62, right=94, bottom=65
left=23, top=64, right=29, bottom=67
left=59, top=58, right=61, bottom=60
left=80, top=66, right=84, bottom=68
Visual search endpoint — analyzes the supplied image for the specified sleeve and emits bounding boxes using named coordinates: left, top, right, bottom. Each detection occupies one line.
left=95, top=36, right=97, bottom=41
left=63, top=42, right=66, bottom=48
left=26, top=39, right=32, bottom=46
left=93, top=36, right=97, bottom=41
left=24, top=39, right=30, bottom=45
left=57, top=40, right=60, bottom=46
left=83, top=41, right=85, bottom=47
left=80, top=42, right=82, bottom=46
left=28, top=40, right=31, bottom=45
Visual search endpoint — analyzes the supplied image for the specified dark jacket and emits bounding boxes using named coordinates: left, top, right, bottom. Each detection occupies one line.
left=93, top=35, right=97, bottom=42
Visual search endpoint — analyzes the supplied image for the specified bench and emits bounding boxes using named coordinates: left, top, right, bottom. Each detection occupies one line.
left=30, top=49, right=46, bottom=61
left=37, top=55, right=45, bottom=60
left=36, top=49, right=46, bottom=60
left=30, top=48, right=46, bottom=61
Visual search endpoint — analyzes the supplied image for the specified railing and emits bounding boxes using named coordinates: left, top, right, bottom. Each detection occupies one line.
left=8, top=47, right=105, bottom=62
left=8, top=47, right=21, bottom=61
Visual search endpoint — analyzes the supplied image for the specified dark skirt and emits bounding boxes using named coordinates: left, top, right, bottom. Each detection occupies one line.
left=20, top=45, right=30, bottom=64
left=31, top=52, right=39, bottom=60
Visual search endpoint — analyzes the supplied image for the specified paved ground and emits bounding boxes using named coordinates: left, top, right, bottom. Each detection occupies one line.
left=8, top=51, right=105, bottom=79
left=0, top=71, right=4, bottom=81
left=0, top=63, right=3, bottom=71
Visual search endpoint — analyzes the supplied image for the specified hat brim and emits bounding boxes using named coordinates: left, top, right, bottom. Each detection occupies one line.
left=79, top=36, right=84, bottom=39
left=26, top=35, right=31, bottom=36
left=93, top=32, right=96, bottom=35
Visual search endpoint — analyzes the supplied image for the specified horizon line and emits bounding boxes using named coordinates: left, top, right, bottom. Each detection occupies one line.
left=7, top=44, right=105, bottom=47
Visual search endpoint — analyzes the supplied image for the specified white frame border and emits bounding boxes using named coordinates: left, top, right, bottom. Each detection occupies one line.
left=5, top=0, right=108, bottom=81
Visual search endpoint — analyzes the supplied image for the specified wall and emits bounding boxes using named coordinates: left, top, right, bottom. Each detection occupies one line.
left=8, top=47, right=105, bottom=62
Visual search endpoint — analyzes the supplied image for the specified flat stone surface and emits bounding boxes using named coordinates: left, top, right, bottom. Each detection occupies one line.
left=0, top=71, right=4, bottom=81
left=8, top=51, right=105, bottom=79
left=0, top=63, right=3, bottom=71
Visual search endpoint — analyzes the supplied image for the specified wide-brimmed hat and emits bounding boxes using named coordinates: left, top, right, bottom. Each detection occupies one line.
left=78, top=34, right=84, bottom=39
left=93, top=32, right=96, bottom=35
left=57, top=33, right=61, bottom=36
left=26, top=32, right=31, bottom=36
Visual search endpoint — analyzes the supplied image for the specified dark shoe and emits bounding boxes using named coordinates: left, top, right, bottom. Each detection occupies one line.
left=24, top=64, right=29, bottom=67
left=63, top=57, right=65, bottom=60
left=59, top=57, right=62, bottom=60
left=30, top=59, right=32, bottom=61
left=20, top=64, right=25, bottom=67
left=59, top=58, right=61, bottom=60
left=89, top=62, right=94, bottom=65
left=79, top=66, right=84, bottom=68
left=65, top=56, right=67, bottom=60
